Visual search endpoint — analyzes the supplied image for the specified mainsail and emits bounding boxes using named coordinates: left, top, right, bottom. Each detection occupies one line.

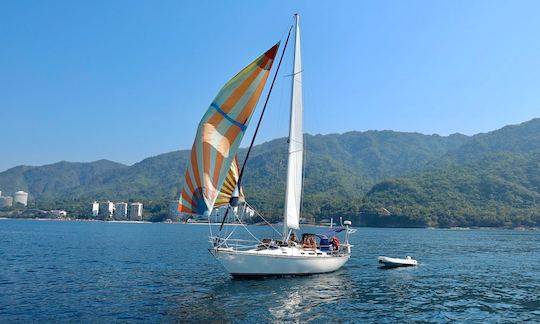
left=178, top=44, right=279, bottom=215
left=283, top=15, right=303, bottom=232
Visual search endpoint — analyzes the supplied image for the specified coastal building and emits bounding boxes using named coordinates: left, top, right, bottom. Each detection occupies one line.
left=242, top=205, right=256, bottom=218
left=209, top=206, right=230, bottom=223
left=129, top=202, right=143, bottom=221
left=50, top=210, right=67, bottom=218
left=168, top=201, right=183, bottom=222
left=99, top=201, right=114, bottom=218
left=92, top=201, right=99, bottom=217
left=114, top=202, right=128, bottom=220
left=0, top=196, right=13, bottom=208
left=14, top=191, right=28, bottom=206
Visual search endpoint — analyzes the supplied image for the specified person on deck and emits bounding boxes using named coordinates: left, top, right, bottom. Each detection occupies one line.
left=330, top=236, right=340, bottom=252
left=288, top=233, right=298, bottom=245
left=303, top=236, right=316, bottom=249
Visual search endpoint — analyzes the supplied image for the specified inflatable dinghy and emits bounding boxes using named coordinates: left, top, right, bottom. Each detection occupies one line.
left=378, top=256, right=417, bottom=268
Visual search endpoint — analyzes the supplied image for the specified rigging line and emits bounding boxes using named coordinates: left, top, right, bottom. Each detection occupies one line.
left=219, top=23, right=294, bottom=232
left=237, top=24, right=293, bottom=189
left=234, top=212, right=262, bottom=244
left=278, top=15, right=296, bottom=43
left=245, top=201, right=282, bottom=237
left=283, top=70, right=304, bottom=77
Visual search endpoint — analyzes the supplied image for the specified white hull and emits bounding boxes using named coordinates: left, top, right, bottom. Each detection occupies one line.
left=378, top=256, right=417, bottom=267
left=211, top=246, right=351, bottom=277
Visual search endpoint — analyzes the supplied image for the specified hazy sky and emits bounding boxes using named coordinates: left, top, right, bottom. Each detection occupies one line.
left=1, top=1, right=539, bottom=171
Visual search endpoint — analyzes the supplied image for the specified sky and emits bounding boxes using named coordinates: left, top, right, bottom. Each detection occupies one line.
left=1, top=1, right=540, bottom=172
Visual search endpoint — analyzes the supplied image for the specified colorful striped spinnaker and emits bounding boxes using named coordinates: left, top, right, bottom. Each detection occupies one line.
left=178, top=44, right=279, bottom=215
left=214, top=155, right=244, bottom=208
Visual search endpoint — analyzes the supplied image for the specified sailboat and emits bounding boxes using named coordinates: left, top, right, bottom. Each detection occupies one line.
left=178, top=14, right=353, bottom=277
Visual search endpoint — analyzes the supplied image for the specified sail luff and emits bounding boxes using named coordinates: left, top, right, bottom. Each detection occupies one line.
left=283, top=14, right=303, bottom=234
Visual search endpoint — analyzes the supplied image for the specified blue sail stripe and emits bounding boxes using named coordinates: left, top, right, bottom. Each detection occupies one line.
left=211, top=103, right=247, bottom=131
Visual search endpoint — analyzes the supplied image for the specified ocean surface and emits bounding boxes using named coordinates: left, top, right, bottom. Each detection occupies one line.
left=1, top=219, right=539, bottom=323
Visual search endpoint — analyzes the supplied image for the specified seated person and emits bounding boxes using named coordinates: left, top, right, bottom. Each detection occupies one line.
left=288, top=233, right=298, bottom=245
left=302, top=235, right=316, bottom=249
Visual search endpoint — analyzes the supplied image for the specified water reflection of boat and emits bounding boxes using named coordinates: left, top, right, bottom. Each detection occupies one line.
left=167, top=270, right=353, bottom=322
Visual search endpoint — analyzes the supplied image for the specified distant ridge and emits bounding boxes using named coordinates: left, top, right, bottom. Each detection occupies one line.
left=1, top=118, right=539, bottom=227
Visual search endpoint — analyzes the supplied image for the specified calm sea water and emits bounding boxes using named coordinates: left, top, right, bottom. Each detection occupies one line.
left=0, top=219, right=539, bottom=323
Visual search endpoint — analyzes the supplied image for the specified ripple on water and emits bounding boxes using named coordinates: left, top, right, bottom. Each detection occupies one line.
left=0, top=220, right=539, bottom=322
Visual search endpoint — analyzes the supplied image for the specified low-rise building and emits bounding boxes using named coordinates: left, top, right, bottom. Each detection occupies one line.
left=50, top=210, right=68, bottom=218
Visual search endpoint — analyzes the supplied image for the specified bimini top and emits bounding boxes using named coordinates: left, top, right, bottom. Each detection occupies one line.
left=315, top=227, right=346, bottom=239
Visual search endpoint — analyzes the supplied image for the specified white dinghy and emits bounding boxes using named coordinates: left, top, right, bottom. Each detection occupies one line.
left=176, top=14, right=354, bottom=277
left=378, top=256, right=418, bottom=268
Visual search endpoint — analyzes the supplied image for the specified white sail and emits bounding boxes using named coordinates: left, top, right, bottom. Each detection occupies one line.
left=283, top=14, right=304, bottom=232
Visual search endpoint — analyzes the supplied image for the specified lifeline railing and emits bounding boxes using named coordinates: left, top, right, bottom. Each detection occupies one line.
left=209, top=235, right=350, bottom=255
left=208, top=236, right=262, bottom=251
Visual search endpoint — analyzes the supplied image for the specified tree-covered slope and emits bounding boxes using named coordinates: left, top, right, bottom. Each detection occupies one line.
left=432, top=118, right=540, bottom=166
left=0, top=130, right=467, bottom=221
left=362, top=152, right=540, bottom=227
left=0, top=160, right=127, bottom=200
left=2, top=118, right=538, bottom=226
left=359, top=118, right=540, bottom=228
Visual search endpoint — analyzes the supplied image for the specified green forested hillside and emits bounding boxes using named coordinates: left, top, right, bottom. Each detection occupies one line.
left=0, top=130, right=466, bottom=221
left=430, top=118, right=540, bottom=166
left=1, top=118, right=539, bottom=227
left=0, top=160, right=127, bottom=199
left=359, top=119, right=540, bottom=227
left=362, top=152, right=540, bottom=227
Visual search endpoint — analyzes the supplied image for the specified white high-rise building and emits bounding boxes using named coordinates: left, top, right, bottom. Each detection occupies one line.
left=129, top=202, right=143, bottom=221
left=114, top=202, right=128, bottom=220
left=92, top=201, right=99, bottom=217
left=14, top=191, right=28, bottom=206
left=99, top=201, right=114, bottom=218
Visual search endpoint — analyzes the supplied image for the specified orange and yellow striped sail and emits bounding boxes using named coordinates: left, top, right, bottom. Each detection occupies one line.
left=215, top=155, right=244, bottom=208
left=178, top=44, right=279, bottom=215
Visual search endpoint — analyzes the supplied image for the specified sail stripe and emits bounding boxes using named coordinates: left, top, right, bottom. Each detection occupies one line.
left=221, top=64, right=267, bottom=113
left=181, top=190, right=196, bottom=210
left=190, top=146, right=203, bottom=193
left=215, top=155, right=245, bottom=208
left=178, top=43, right=279, bottom=215
left=211, top=103, right=247, bottom=131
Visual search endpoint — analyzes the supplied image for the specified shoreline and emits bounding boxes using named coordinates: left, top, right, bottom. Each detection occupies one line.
left=0, top=217, right=537, bottom=230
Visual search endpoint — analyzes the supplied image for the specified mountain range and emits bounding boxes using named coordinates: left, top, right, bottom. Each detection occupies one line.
left=1, top=118, right=539, bottom=227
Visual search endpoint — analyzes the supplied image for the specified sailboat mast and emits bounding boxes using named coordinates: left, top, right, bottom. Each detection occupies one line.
left=283, top=14, right=304, bottom=239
